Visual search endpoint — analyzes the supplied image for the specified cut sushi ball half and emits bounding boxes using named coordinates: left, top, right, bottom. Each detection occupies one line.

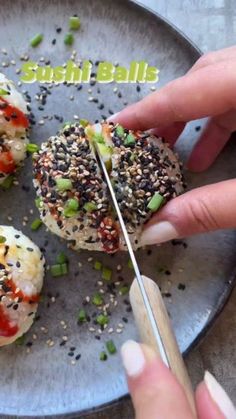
left=0, top=73, right=29, bottom=185
left=0, top=226, right=44, bottom=346
left=33, top=121, right=185, bottom=253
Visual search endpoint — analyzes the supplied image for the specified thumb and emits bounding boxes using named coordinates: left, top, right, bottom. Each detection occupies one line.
left=121, top=340, right=195, bottom=419
left=140, top=179, right=236, bottom=246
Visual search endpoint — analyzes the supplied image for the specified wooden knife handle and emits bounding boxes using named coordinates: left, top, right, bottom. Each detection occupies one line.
left=129, top=276, right=196, bottom=416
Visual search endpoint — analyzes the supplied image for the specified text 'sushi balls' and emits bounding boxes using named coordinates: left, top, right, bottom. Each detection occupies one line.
left=0, top=73, right=29, bottom=185
left=33, top=121, right=185, bottom=252
left=0, top=226, right=44, bottom=346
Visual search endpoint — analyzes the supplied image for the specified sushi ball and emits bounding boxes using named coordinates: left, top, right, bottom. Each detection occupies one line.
left=0, top=73, right=29, bottom=185
left=33, top=121, right=185, bottom=253
left=0, top=226, right=44, bottom=346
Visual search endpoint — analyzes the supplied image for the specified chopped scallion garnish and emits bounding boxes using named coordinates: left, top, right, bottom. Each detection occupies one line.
left=79, top=118, right=89, bottom=128
left=96, top=314, right=109, bottom=326
left=92, top=292, right=104, bottom=306
left=94, top=260, right=102, bottom=271
left=35, top=197, right=43, bottom=209
left=102, top=267, right=112, bottom=281
left=124, top=133, right=135, bottom=146
left=93, top=133, right=105, bottom=144
left=1, top=175, right=14, bottom=190
left=99, top=351, right=108, bottom=361
left=30, top=33, right=43, bottom=47
left=0, top=235, right=6, bottom=244
left=106, top=340, right=117, bottom=354
left=83, top=202, right=97, bottom=212
left=50, top=263, right=68, bottom=277
left=119, top=285, right=129, bottom=296
left=26, top=143, right=39, bottom=153
left=56, top=252, right=68, bottom=264
left=64, top=33, right=74, bottom=46
left=77, top=309, right=87, bottom=323
left=56, top=178, right=73, bottom=191
left=15, top=335, right=26, bottom=346
left=69, top=16, right=81, bottom=30
left=115, top=125, right=124, bottom=137
left=0, top=88, right=9, bottom=96
left=30, top=218, right=42, bottom=231
left=147, top=192, right=164, bottom=212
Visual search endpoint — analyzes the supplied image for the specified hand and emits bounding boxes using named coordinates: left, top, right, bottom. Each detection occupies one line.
left=110, top=47, right=236, bottom=245
left=121, top=340, right=236, bottom=419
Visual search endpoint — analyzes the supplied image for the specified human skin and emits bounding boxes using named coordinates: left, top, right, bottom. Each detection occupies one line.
left=109, top=46, right=236, bottom=246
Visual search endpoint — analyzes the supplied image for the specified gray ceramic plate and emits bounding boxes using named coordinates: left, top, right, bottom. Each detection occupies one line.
left=0, top=0, right=235, bottom=417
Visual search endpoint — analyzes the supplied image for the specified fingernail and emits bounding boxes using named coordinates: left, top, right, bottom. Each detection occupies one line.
left=107, top=112, right=120, bottom=122
left=121, top=340, right=146, bottom=377
left=204, top=371, right=236, bottom=419
left=140, top=221, right=178, bottom=246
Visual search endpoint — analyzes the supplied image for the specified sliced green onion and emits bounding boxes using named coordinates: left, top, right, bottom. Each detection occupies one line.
left=93, top=133, right=105, bottom=144
left=115, top=125, right=124, bottom=137
left=69, top=16, right=81, bottom=30
left=30, top=33, right=43, bottom=47
left=0, top=235, right=6, bottom=244
left=96, top=314, right=109, bottom=326
left=106, top=340, right=117, bottom=355
left=83, top=202, right=97, bottom=212
left=60, top=263, right=68, bottom=275
left=67, top=198, right=79, bottom=211
left=63, top=208, right=77, bottom=218
left=92, top=292, right=104, bottom=306
left=56, top=252, right=68, bottom=264
left=30, top=218, right=42, bottom=231
left=26, top=143, right=39, bottom=153
left=79, top=118, right=89, bottom=128
left=1, top=175, right=14, bottom=190
left=50, top=263, right=68, bottom=277
left=77, top=309, right=87, bottom=323
left=147, top=192, right=164, bottom=212
left=94, top=260, right=102, bottom=271
left=50, top=264, right=62, bottom=277
left=119, top=285, right=129, bottom=296
left=56, top=178, right=73, bottom=191
left=64, top=33, right=74, bottom=46
left=124, top=133, right=135, bottom=146
left=99, top=351, right=108, bottom=361
left=102, top=267, right=112, bottom=281
left=15, top=335, right=26, bottom=346
left=0, top=88, right=9, bottom=96
left=35, top=197, right=43, bottom=209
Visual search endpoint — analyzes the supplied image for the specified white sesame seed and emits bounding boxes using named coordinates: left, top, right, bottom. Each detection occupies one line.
left=17, top=81, right=22, bottom=87
left=87, top=88, right=92, bottom=94
left=89, top=327, right=95, bottom=332
left=88, top=96, right=93, bottom=102
left=1, top=48, right=7, bottom=55
left=150, top=86, right=156, bottom=91
left=85, top=296, right=90, bottom=303
left=71, top=360, right=76, bottom=365
left=10, top=60, right=16, bottom=65
left=116, top=328, right=123, bottom=333
left=108, top=328, right=114, bottom=334
left=73, top=115, right=79, bottom=120
left=113, top=87, right=118, bottom=93
left=62, top=335, right=68, bottom=341
left=88, top=257, right=93, bottom=262
left=70, top=95, right=74, bottom=101
left=38, top=119, right=45, bottom=126
left=32, top=334, right=37, bottom=340
left=7, top=216, right=13, bottom=221
left=60, top=320, right=66, bottom=326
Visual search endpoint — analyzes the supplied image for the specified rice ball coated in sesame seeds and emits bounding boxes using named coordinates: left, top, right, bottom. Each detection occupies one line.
left=33, top=121, right=185, bottom=253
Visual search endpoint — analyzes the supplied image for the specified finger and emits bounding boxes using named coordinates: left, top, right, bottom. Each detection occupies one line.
left=150, top=121, right=186, bottom=146
left=140, top=179, right=236, bottom=246
left=188, top=46, right=236, bottom=74
left=121, top=340, right=194, bottom=419
left=187, top=113, right=234, bottom=172
left=109, top=60, right=236, bottom=130
left=196, top=371, right=236, bottom=419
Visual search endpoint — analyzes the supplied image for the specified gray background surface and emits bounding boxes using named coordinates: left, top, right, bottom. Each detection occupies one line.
left=86, top=0, right=236, bottom=417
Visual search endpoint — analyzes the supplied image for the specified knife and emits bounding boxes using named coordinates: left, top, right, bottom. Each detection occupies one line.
left=95, top=143, right=196, bottom=415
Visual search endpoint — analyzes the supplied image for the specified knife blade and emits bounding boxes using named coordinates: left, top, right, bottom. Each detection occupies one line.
left=94, top=143, right=170, bottom=367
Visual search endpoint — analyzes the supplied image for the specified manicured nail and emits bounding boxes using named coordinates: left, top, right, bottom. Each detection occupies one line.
left=121, top=340, right=146, bottom=377
left=204, top=371, right=236, bottom=419
left=107, top=112, right=120, bottom=122
left=140, top=221, right=178, bottom=246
